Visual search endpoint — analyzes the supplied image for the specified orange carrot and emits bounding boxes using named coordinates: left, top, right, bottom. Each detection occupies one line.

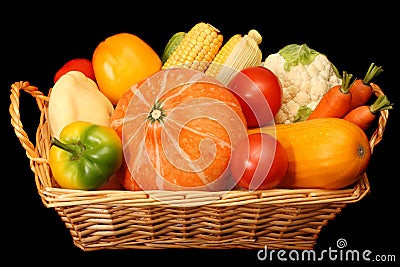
left=347, top=62, right=383, bottom=112
left=307, top=71, right=355, bottom=120
left=343, top=94, right=393, bottom=131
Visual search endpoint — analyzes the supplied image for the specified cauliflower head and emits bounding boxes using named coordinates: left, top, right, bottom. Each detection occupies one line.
left=263, top=44, right=342, bottom=124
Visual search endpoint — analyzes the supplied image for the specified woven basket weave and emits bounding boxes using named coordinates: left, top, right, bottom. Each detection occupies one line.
left=9, top=81, right=389, bottom=251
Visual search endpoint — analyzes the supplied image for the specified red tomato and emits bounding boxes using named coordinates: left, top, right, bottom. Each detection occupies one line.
left=230, top=133, right=288, bottom=190
left=54, top=58, right=96, bottom=83
left=227, top=66, right=282, bottom=128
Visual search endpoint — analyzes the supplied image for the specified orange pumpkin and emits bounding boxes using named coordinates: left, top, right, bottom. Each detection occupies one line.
left=111, top=68, right=248, bottom=191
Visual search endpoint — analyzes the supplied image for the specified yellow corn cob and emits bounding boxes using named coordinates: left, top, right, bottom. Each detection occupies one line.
left=205, top=29, right=263, bottom=85
left=205, top=34, right=243, bottom=78
left=162, top=22, right=223, bottom=72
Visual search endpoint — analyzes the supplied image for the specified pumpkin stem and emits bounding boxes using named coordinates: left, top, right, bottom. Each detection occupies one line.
left=147, top=100, right=166, bottom=123
left=151, top=109, right=162, bottom=120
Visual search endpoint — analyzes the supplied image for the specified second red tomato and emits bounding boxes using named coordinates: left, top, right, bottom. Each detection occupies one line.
left=227, top=66, right=282, bottom=128
left=230, top=133, right=288, bottom=190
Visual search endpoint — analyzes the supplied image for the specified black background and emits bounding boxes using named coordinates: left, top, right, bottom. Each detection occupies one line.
left=2, top=2, right=399, bottom=266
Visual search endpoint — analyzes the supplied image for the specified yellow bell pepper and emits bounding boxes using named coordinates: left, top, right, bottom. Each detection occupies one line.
left=92, top=32, right=162, bottom=105
left=48, top=70, right=114, bottom=139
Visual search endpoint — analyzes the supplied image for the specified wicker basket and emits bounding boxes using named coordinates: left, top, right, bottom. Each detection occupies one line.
left=9, top=81, right=389, bottom=251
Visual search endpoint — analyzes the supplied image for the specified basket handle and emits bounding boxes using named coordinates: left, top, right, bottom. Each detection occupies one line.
left=9, top=81, right=49, bottom=163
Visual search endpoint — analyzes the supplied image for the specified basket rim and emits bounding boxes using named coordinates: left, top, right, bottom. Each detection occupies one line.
left=36, top=172, right=369, bottom=208
left=10, top=81, right=389, bottom=208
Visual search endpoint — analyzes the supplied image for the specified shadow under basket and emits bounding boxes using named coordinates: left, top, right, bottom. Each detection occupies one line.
left=9, top=81, right=389, bottom=251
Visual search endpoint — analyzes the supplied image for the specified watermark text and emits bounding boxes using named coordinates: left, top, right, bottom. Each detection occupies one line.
left=257, top=238, right=397, bottom=262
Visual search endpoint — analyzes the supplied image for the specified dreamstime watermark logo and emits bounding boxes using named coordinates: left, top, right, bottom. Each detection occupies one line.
left=257, top=238, right=397, bottom=262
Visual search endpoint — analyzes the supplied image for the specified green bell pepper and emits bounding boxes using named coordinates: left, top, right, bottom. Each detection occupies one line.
left=49, top=121, right=123, bottom=190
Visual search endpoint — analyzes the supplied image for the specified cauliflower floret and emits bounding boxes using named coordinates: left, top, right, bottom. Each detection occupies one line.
left=263, top=44, right=342, bottom=124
